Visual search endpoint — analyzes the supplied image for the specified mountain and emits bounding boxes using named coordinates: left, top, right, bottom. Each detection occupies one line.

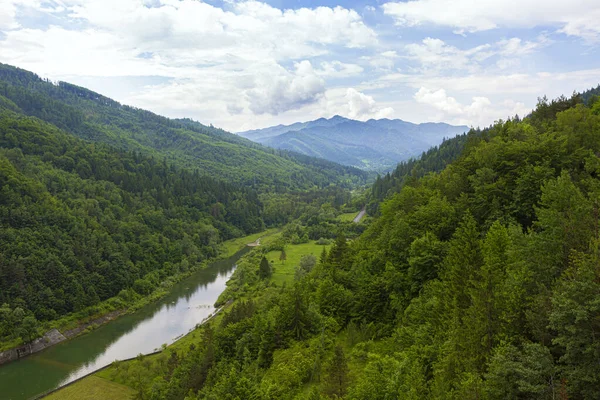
left=0, top=63, right=366, bottom=190
left=238, top=116, right=469, bottom=171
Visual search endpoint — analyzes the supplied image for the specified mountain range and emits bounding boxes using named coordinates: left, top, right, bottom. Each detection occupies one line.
left=238, top=116, right=469, bottom=171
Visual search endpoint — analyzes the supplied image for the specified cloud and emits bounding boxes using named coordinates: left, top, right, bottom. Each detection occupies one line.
left=402, top=35, right=550, bottom=74
left=381, top=67, right=600, bottom=96
left=0, top=2, right=19, bottom=30
left=415, top=87, right=530, bottom=126
left=0, top=0, right=46, bottom=30
left=2, top=0, right=598, bottom=134
left=314, top=61, right=364, bottom=78
left=319, top=88, right=394, bottom=120
left=382, top=0, right=600, bottom=41
left=363, top=51, right=400, bottom=71
left=405, top=38, right=492, bottom=71
left=57, top=0, right=376, bottom=63
left=414, top=87, right=465, bottom=114
left=0, top=1, right=377, bottom=77
left=346, top=88, right=394, bottom=119
left=245, top=60, right=325, bottom=115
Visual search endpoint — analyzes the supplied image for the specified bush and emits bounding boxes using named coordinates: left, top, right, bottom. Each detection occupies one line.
left=133, top=279, right=155, bottom=295
left=317, top=237, right=331, bottom=245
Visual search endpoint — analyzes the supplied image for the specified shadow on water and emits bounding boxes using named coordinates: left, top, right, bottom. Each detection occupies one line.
left=0, top=247, right=249, bottom=400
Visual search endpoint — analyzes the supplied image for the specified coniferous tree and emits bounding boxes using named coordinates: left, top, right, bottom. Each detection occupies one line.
left=259, top=256, right=271, bottom=280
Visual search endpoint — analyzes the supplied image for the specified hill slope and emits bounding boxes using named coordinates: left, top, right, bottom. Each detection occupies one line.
left=238, top=115, right=468, bottom=171
left=0, top=106, right=266, bottom=330
left=0, top=63, right=366, bottom=190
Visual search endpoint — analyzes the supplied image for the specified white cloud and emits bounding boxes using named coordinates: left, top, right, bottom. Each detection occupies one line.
left=414, top=87, right=528, bottom=126
left=57, top=0, right=376, bottom=62
left=315, top=61, right=364, bottom=78
left=405, top=37, right=492, bottom=71
left=363, top=51, right=401, bottom=71
left=1, top=0, right=598, bottom=134
left=245, top=60, right=325, bottom=115
left=384, top=67, right=600, bottom=96
left=414, top=87, right=465, bottom=114
left=346, top=88, right=394, bottom=119
left=0, top=0, right=45, bottom=30
left=0, top=0, right=377, bottom=76
left=0, top=2, right=19, bottom=30
left=496, top=36, right=549, bottom=56
left=403, top=35, right=550, bottom=73
left=382, top=0, right=600, bottom=41
left=319, top=88, right=394, bottom=120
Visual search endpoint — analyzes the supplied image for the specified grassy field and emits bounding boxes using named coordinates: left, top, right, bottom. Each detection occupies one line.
left=221, top=228, right=280, bottom=257
left=337, top=212, right=358, bottom=222
left=265, top=241, right=330, bottom=286
left=44, top=376, right=135, bottom=400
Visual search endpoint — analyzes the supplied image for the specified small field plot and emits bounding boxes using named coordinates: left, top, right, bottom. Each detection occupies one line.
left=44, top=375, right=135, bottom=400
left=265, top=241, right=329, bottom=285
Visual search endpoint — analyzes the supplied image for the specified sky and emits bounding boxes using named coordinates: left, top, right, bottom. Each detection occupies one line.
left=1, top=0, right=599, bottom=132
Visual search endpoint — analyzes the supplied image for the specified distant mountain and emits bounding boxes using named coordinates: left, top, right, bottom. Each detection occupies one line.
left=238, top=116, right=469, bottom=171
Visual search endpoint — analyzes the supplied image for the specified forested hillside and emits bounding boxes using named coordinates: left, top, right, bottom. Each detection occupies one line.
left=0, top=63, right=366, bottom=190
left=369, top=130, right=474, bottom=211
left=110, top=91, right=600, bottom=399
left=0, top=105, right=269, bottom=336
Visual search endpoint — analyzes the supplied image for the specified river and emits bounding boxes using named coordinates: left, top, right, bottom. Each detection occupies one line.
left=0, top=248, right=247, bottom=400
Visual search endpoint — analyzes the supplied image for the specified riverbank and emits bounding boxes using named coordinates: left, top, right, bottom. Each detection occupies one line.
left=0, top=229, right=276, bottom=366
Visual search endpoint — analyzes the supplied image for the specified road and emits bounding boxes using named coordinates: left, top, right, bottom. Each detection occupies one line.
left=353, top=208, right=366, bottom=223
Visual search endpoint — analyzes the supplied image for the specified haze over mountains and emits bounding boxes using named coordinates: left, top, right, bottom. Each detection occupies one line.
left=238, top=116, right=469, bottom=171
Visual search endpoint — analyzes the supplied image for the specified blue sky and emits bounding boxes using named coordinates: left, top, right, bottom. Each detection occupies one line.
left=1, top=0, right=599, bottom=131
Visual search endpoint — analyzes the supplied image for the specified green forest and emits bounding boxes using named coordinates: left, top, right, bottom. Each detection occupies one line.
left=96, top=92, right=600, bottom=399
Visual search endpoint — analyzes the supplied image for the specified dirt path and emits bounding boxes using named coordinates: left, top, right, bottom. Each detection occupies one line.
left=247, top=238, right=261, bottom=247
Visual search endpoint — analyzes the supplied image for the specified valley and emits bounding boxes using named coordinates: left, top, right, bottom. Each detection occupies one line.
left=0, top=59, right=599, bottom=400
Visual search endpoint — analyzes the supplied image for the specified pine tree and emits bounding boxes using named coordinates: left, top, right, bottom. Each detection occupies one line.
left=323, top=345, right=349, bottom=397
left=320, top=247, right=328, bottom=264
left=259, top=256, right=271, bottom=280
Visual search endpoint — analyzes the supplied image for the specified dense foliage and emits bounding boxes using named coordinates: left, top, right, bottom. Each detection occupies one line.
left=114, top=92, right=600, bottom=399
left=369, top=130, right=474, bottom=211
left=0, top=63, right=366, bottom=191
